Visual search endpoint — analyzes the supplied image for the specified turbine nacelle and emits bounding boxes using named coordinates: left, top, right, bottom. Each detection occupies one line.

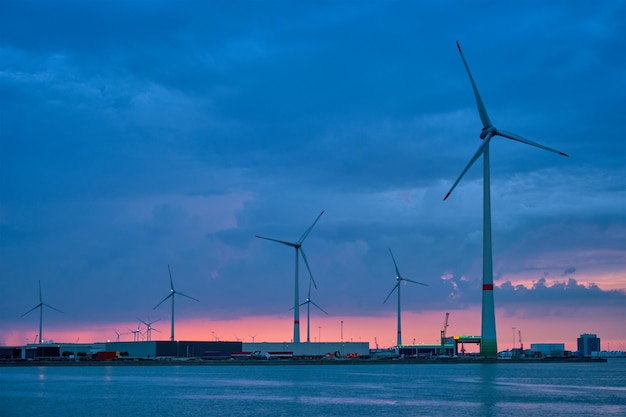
left=480, top=126, right=497, bottom=139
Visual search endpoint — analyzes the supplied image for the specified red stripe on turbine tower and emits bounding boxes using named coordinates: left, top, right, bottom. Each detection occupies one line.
left=483, top=284, right=494, bottom=291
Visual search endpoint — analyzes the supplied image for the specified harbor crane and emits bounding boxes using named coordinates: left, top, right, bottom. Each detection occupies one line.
left=439, top=312, right=450, bottom=355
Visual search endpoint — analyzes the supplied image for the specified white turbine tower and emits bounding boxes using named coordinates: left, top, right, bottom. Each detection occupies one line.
left=154, top=264, right=199, bottom=341
left=256, top=210, right=324, bottom=344
left=383, top=248, right=428, bottom=347
left=445, top=41, right=568, bottom=357
left=21, top=280, right=63, bottom=344
left=295, top=275, right=328, bottom=343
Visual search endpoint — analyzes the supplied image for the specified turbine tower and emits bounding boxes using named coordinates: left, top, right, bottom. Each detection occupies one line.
left=154, top=264, right=199, bottom=341
left=383, top=248, right=427, bottom=346
left=445, top=41, right=568, bottom=357
left=256, top=210, right=324, bottom=344
left=21, top=280, right=63, bottom=344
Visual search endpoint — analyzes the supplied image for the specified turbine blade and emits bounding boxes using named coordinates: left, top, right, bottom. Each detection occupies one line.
left=306, top=273, right=314, bottom=296
left=177, top=291, right=200, bottom=302
left=44, top=303, right=64, bottom=313
left=388, top=248, right=402, bottom=278
left=167, top=264, right=175, bottom=291
left=38, top=280, right=42, bottom=303
left=154, top=293, right=172, bottom=309
left=457, top=41, right=492, bottom=129
left=444, top=134, right=492, bottom=200
left=497, top=130, right=569, bottom=157
left=300, top=248, right=317, bottom=289
left=138, top=318, right=149, bottom=326
left=298, top=210, right=324, bottom=244
left=21, top=304, right=41, bottom=317
left=310, top=300, right=329, bottom=315
left=383, top=283, right=399, bottom=304
left=404, top=277, right=429, bottom=287
left=256, top=235, right=297, bottom=247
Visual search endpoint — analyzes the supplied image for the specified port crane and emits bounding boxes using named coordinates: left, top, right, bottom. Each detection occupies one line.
left=439, top=312, right=450, bottom=355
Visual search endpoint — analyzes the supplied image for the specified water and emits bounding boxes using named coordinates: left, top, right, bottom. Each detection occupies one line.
left=1, top=360, right=625, bottom=417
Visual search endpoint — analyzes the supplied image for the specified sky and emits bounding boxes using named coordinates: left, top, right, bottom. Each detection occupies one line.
left=1, top=0, right=625, bottom=352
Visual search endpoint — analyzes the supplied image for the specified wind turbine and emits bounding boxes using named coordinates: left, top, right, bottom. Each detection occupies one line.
left=154, top=264, right=199, bottom=341
left=445, top=41, right=568, bottom=357
left=138, top=317, right=160, bottom=341
left=293, top=275, right=328, bottom=343
left=256, top=210, right=324, bottom=344
left=112, top=328, right=130, bottom=343
left=383, top=248, right=427, bottom=347
left=127, top=322, right=143, bottom=342
left=21, top=280, right=63, bottom=344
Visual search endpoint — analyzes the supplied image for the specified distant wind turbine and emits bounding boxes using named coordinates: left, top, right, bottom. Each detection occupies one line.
left=293, top=275, right=328, bottom=343
left=154, top=264, right=199, bottom=341
left=21, top=280, right=63, bottom=344
left=127, top=322, right=143, bottom=342
left=256, top=210, right=324, bottom=344
left=383, top=248, right=427, bottom=347
left=138, top=317, right=160, bottom=342
left=112, top=328, right=131, bottom=343
left=445, top=41, right=568, bottom=357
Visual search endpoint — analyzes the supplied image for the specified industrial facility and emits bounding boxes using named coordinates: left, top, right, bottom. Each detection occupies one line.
left=1, top=332, right=613, bottom=362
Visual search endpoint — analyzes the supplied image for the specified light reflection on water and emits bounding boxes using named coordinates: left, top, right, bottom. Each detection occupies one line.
left=1, top=360, right=625, bottom=417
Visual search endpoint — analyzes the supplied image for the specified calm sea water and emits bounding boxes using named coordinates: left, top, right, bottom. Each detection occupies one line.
left=1, top=359, right=625, bottom=417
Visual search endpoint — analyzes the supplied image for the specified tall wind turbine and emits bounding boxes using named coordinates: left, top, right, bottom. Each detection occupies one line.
left=154, top=264, right=199, bottom=341
left=294, top=275, right=328, bottom=343
left=21, top=280, right=63, bottom=344
left=256, top=210, right=324, bottom=344
left=383, top=248, right=428, bottom=346
left=445, top=41, right=568, bottom=357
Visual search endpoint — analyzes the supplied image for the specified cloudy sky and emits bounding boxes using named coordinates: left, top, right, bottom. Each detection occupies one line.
left=1, top=0, right=625, bottom=350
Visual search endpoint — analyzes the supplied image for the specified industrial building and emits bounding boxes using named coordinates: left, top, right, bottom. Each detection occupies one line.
left=0, top=340, right=370, bottom=360
left=578, top=333, right=601, bottom=357
left=529, top=343, right=566, bottom=357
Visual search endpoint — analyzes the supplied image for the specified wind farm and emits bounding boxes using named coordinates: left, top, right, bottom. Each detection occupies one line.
left=3, top=38, right=620, bottom=363
left=3, top=7, right=624, bottom=417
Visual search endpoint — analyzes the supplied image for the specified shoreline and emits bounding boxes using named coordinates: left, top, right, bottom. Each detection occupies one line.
left=0, top=356, right=608, bottom=367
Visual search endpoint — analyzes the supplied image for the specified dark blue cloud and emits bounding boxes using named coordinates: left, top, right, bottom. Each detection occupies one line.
left=1, top=0, right=625, bottom=339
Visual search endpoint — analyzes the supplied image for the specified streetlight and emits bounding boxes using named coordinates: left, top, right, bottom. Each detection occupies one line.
left=512, top=327, right=516, bottom=351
